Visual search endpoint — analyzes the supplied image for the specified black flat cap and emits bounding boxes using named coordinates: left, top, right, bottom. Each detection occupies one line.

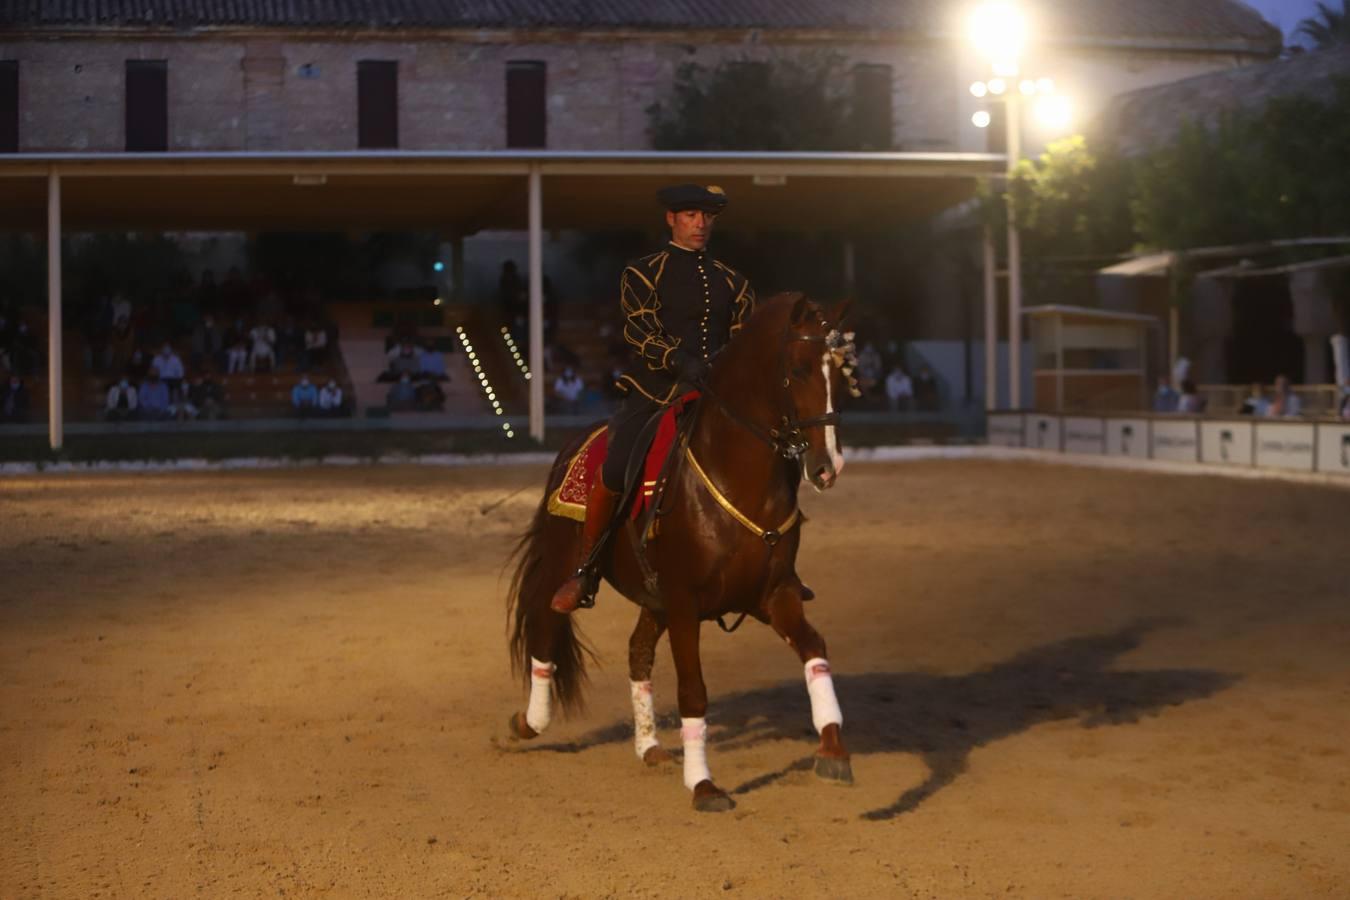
left=657, top=183, right=728, bottom=214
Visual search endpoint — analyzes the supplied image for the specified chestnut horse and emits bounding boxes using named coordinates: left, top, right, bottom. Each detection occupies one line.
left=506, top=294, right=856, bottom=811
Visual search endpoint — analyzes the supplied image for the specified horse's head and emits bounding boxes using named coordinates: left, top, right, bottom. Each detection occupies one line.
left=781, top=294, right=859, bottom=492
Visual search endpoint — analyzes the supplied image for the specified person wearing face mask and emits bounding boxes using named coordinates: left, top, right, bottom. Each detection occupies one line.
left=106, top=377, right=139, bottom=421
left=318, top=379, right=344, bottom=417
left=0, top=376, right=31, bottom=423
left=386, top=371, right=416, bottom=411
left=291, top=374, right=318, bottom=417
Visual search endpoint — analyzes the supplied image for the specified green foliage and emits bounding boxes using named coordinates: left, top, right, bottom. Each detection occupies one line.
left=1009, top=135, right=1137, bottom=257
left=1297, top=1, right=1350, bottom=47
left=647, top=54, right=871, bottom=151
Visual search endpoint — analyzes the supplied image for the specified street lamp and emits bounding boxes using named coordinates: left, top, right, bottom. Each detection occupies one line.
left=967, top=2, right=1071, bottom=411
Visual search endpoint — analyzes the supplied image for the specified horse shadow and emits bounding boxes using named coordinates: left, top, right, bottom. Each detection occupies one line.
left=521, top=618, right=1237, bottom=820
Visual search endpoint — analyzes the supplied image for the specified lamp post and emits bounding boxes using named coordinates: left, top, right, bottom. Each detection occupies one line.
left=968, top=3, right=1070, bottom=411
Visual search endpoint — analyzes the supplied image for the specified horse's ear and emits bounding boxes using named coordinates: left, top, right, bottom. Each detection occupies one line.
left=830, top=298, right=854, bottom=327
left=790, top=294, right=812, bottom=326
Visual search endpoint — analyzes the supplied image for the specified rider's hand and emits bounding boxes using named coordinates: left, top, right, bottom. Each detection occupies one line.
left=672, top=349, right=709, bottom=385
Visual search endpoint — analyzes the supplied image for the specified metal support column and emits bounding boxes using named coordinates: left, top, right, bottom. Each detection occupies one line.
left=527, top=165, right=545, bottom=443
left=47, top=169, right=63, bottom=451
left=1005, top=92, right=1023, bottom=410
left=982, top=226, right=997, bottom=410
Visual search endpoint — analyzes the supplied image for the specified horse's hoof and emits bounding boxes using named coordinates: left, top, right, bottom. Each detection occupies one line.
left=643, top=746, right=674, bottom=767
left=692, top=780, right=735, bottom=813
left=814, top=754, right=854, bottom=785
left=508, top=712, right=538, bottom=741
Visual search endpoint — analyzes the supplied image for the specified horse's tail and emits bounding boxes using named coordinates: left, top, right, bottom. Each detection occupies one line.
left=506, top=454, right=595, bottom=716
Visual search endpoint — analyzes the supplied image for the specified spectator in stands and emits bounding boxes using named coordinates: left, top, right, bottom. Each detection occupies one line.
left=138, top=371, right=172, bottom=421
left=301, top=323, right=328, bottom=372
left=1177, top=379, right=1206, bottom=414
left=382, top=340, right=420, bottom=382
left=152, top=343, right=185, bottom=393
left=1239, top=383, right=1268, bottom=416
left=414, top=378, right=446, bottom=411
left=105, top=377, right=138, bottom=421
left=191, top=315, right=223, bottom=373
left=291, top=374, right=319, bottom=416
left=1, top=375, right=31, bottom=424
left=554, top=366, right=584, bottom=414
left=110, top=292, right=132, bottom=326
left=8, top=321, right=40, bottom=377
left=188, top=375, right=225, bottom=420
left=125, top=348, right=151, bottom=381
left=856, top=342, right=883, bottom=397
left=915, top=366, right=940, bottom=412
left=1152, top=375, right=1179, bottom=413
left=1268, top=374, right=1301, bottom=417
left=319, top=379, right=344, bottom=417
left=109, top=315, right=137, bottom=374
left=418, top=340, right=448, bottom=381
left=226, top=333, right=249, bottom=374
left=386, top=372, right=416, bottom=411
left=275, top=317, right=304, bottom=371
left=249, top=321, right=277, bottom=373
left=169, top=381, right=197, bottom=421
left=885, top=364, right=914, bottom=412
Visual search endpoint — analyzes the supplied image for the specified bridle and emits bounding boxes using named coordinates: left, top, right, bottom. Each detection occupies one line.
left=701, top=318, right=860, bottom=461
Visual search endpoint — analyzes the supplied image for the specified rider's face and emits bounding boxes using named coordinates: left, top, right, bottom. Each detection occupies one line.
left=666, top=209, right=714, bottom=250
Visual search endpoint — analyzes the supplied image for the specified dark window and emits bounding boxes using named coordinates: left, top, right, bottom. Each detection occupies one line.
left=125, top=60, right=168, bottom=152
left=357, top=60, right=399, bottom=149
left=0, top=61, right=17, bottom=153
left=506, top=61, right=546, bottom=149
left=852, top=64, right=893, bottom=151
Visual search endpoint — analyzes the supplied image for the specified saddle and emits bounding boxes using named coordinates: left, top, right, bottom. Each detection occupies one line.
left=547, top=392, right=702, bottom=606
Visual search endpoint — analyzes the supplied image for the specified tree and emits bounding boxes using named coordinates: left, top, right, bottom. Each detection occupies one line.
left=647, top=54, right=867, bottom=151
left=1296, top=1, right=1350, bottom=48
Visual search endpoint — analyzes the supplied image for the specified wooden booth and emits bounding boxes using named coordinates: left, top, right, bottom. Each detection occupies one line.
left=1026, top=305, right=1158, bottom=412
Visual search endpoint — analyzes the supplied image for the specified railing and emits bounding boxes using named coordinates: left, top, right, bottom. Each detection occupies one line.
left=1198, top=384, right=1341, bottom=416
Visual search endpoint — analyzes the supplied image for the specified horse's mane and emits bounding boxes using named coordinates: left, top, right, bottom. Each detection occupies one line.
left=732, top=292, right=811, bottom=348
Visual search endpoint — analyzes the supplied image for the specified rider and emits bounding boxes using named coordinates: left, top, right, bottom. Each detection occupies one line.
left=550, top=183, right=756, bottom=614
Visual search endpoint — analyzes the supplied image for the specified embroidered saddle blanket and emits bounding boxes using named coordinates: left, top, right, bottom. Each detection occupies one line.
left=547, top=391, right=700, bottom=523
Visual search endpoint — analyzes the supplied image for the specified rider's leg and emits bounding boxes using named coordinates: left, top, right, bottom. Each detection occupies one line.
left=549, top=477, right=620, bottom=614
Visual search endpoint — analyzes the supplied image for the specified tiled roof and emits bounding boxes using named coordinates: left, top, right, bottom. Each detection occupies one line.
left=1097, top=46, right=1350, bottom=154
left=0, top=0, right=1281, bottom=50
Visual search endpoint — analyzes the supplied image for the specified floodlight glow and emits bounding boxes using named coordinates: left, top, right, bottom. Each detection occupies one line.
left=1036, top=77, right=1055, bottom=94
left=970, top=81, right=988, bottom=98
left=1034, top=94, right=1072, bottom=131
left=972, top=110, right=992, bottom=128
left=1019, top=79, right=1036, bottom=95
left=970, top=2, right=1027, bottom=63
left=988, top=78, right=1007, bottom=95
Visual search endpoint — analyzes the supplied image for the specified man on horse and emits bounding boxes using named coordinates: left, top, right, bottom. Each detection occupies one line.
left=550, top=183, right=756, bottom=615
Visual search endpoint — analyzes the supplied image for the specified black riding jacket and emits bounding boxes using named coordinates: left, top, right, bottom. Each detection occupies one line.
left=616, top=243, right=755, bottom=404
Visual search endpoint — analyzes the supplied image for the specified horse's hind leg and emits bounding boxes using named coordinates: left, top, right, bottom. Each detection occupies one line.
left=767, top=580, right=853, bottom=785
left=628, top=608, right=672, bottom=767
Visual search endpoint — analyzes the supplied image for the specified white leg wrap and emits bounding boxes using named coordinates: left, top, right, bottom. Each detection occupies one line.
left=804, top=657, right=843, bottom=733
left=630, top=680, right=660, bottom=759
left=525, top=657, right=555, bottom=733
left=680, top=717, right=711, bottom=791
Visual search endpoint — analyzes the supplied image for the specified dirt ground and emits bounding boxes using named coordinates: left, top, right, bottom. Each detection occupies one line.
left=2, top=459, right=1348, bottom=898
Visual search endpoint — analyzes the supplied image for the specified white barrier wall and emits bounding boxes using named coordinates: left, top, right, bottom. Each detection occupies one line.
left=1026, top=414, right=1061, bottom=451
left=1151, top=419, right=1200, bottom=463
left=1256, top=422, right=1317, bottom=472
left=987, top=413, right=1025, bottom=448
left=989, top=412, right=1350, bottom=480
left=1317, top=423, right=1350, bottom=476
left=1200, top=421, right=1254, bottom=467
left=1105, top=418, right=1150, bottom=459
left=1063, top=417, right=1106, bottom=455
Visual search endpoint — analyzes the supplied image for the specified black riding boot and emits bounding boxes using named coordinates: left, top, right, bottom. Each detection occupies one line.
left=550, top=481, right=621, bottom=614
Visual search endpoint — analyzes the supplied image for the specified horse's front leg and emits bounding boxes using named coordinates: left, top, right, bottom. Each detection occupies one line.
left=667, top=605, right=734, bottom=812
left=628, top=607, right=673, bottom=767
left=767, top=581, right=853, bottom=784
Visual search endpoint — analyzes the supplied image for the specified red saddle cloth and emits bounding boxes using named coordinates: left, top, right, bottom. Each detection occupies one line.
left=547, top=391, right=700, bottom=523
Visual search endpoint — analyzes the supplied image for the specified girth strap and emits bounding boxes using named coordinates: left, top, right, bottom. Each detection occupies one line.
left=684, top=446, right=800, bottom=546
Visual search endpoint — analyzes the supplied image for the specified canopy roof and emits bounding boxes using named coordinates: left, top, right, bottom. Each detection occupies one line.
left=0, top=150, right=1000, bottom=233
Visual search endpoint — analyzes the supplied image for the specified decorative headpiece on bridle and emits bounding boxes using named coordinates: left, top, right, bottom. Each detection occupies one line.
left=826, top=329, right=863, bottom=398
